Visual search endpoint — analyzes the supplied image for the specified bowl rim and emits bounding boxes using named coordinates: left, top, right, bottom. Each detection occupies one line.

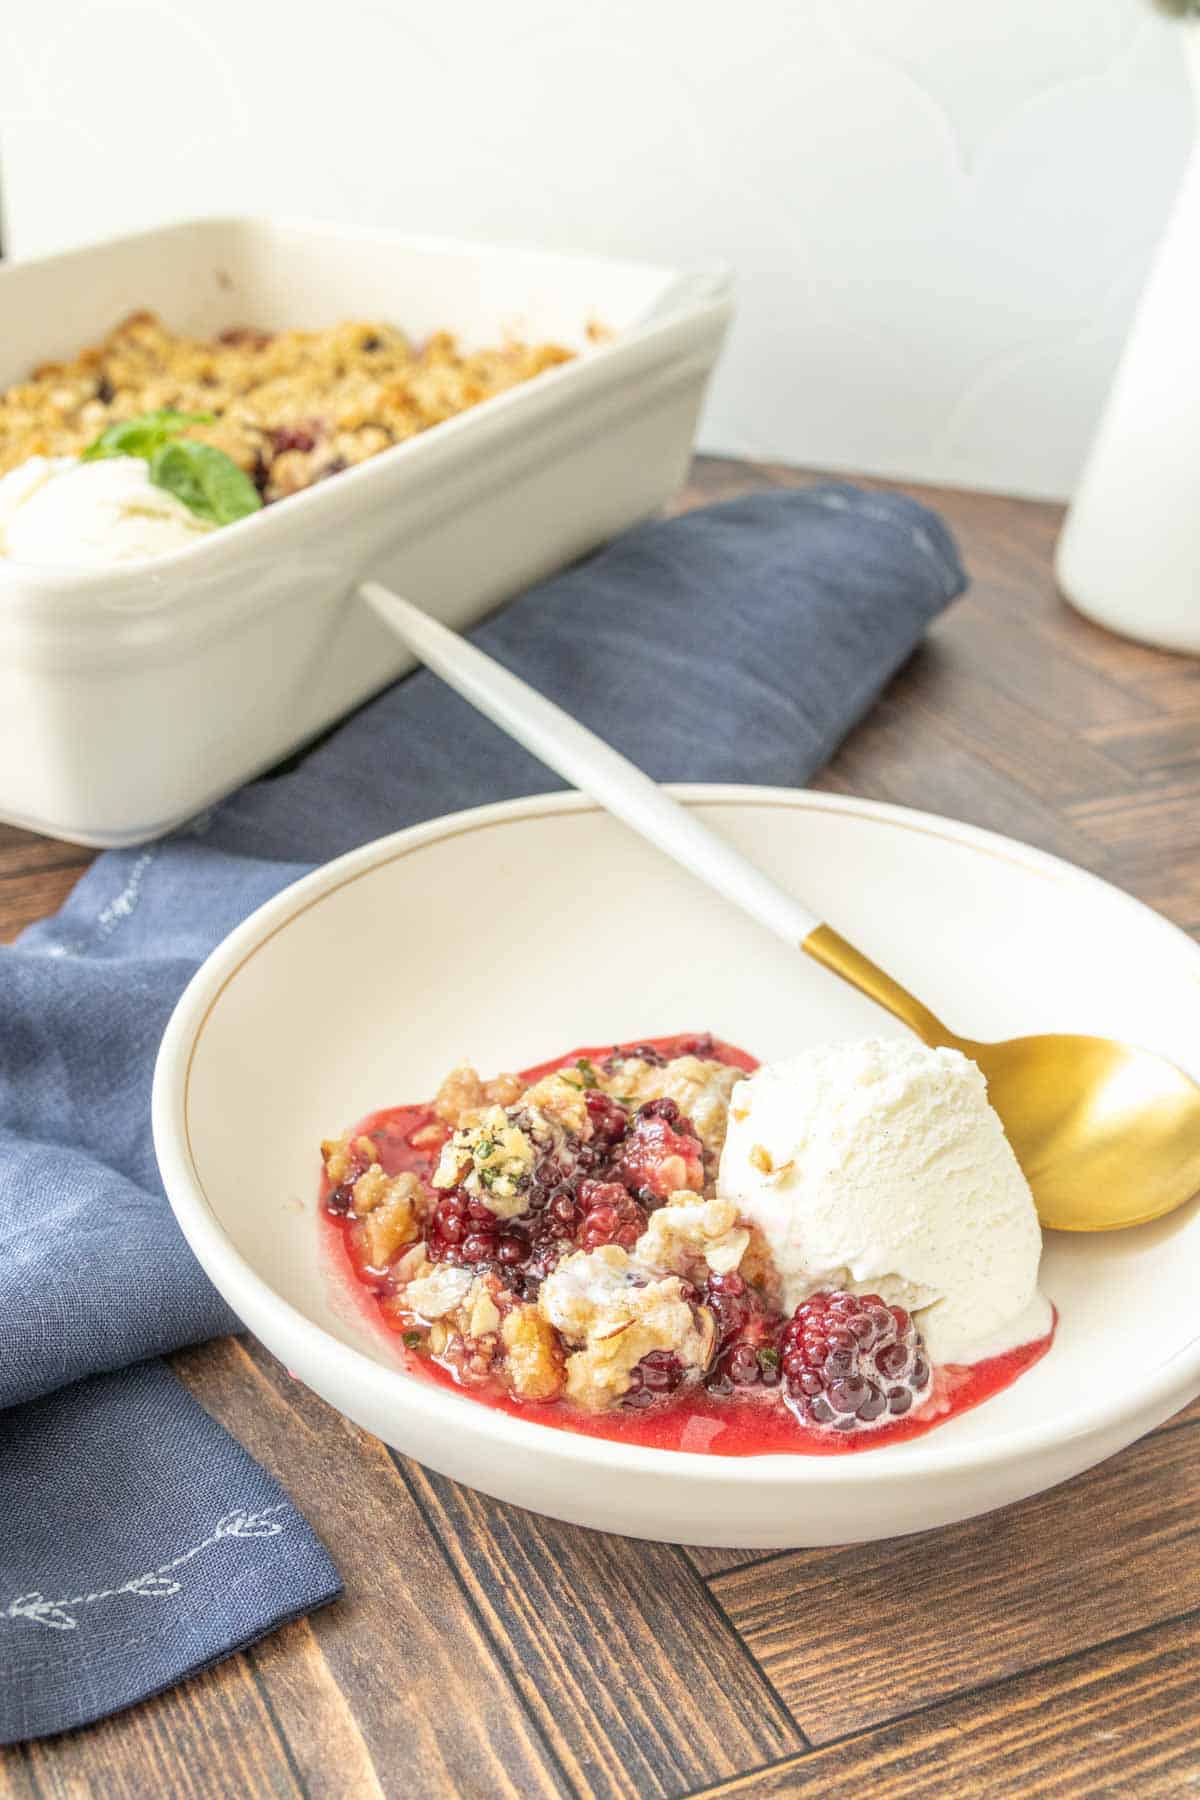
left=152, top=784, right=1200, bottom=1489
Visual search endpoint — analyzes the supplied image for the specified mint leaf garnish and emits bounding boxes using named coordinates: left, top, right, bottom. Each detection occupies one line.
left=148, top=439, right=262, bottom=525
left=81, top=409, right=261, bottom=527
left=81, top=409, right=215, bottom=462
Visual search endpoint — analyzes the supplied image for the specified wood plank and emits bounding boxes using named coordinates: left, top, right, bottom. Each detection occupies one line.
left=943, top=593, right=1157, bottom=732
left=403, top=1462, right=803, bottom=1800
left=690, top=1609, right=1200, bottom=1798
left=1031, top=596, right=1191, bottom=690
left=0, top=864, right=91, bottom=942
left=1068, top=781, right=1200, bottom=861
left=685, top=1545, right=831, bottom=1581
left=811, top=673, right=1107, bottom=867
left=1084, top=709, right=1200, bottom=778
left=0, top=1750, right=38, bottom=1799
left=244, top=1624, right=385, bottom=1800
left=0, top=828, right=91, bottom=875
left=709, top=1426, right=1200, bottom=1744
left=22, top=1655, right=302, bottom=1800
left=1137, top=668, right=1200, bottom=714
left=1063, top=789, right=1200, bottom=925
left=902, top=680, right=1135, bottom=807
left=171, top=1336, right=563, bottom=1800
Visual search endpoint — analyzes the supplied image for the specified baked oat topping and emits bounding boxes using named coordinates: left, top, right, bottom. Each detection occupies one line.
left=432, top=1064, right=524, bottom=1130
left=322, top=1037, right=762, bottom=1421
left=0, top=310, right=574, bottom=504
left=351, top=1166, right=430, bottom=1269
left=538, top=1245, right=716, bottom=1411
left=598, top=1052, right=746, bottom=1169
left=432, top=1105, right=542, bottom=1218
left=633, top=1190, right=751, bottom=1282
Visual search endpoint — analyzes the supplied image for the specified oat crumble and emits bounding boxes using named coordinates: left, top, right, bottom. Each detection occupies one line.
left=321, top=1036, right=754, bottom=1418
left=1, top=311, right=574, bottom=503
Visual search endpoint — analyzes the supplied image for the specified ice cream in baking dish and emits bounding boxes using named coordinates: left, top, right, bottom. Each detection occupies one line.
left=0, top=455, right=215, bottom=565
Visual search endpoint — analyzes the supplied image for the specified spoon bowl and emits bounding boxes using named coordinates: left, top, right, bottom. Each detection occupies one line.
left=962, top=1034, right=1200, bottom=1231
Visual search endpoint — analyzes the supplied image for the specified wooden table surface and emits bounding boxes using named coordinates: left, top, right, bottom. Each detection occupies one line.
left=3, top=457, right=1200, bottom=1799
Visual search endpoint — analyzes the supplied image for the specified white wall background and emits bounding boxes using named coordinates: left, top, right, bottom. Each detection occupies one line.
left=0, top=0, right=1193, bottom=499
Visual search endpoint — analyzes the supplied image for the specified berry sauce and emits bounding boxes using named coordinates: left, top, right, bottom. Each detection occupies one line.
left=321, top=1033, right=1055, bottom=1456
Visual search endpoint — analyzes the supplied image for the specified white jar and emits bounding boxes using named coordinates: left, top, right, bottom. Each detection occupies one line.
left=1056, top=26, right=1200, bottom=654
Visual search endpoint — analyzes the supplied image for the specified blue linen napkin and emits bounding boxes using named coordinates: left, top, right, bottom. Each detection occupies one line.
left=0, top=484, right=965, bottom=1742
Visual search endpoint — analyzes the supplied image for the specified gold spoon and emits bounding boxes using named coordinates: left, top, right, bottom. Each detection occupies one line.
left=362, top=581, right=1200, bottom=1233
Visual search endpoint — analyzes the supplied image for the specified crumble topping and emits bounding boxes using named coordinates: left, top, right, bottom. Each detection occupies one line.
left=633, top=1190, right=750, bottom=1282
left=320, top=1131, right=377, bottom=1189
left=599, top=1053, right=746, bottom=1169
left=538, top=1245, right=716, bottom=1411
left=324, top=1039, right=758, bottom=1416
left=518, top=1069, right=592, bottom=1138
left=403, top=1261, right=475, bottom=1320
left=350, top=1166, right=430, bottom=1269
left=432, top=1063, right=524, bottom=1129
left=499, top=1305, right=567, bottom=1402
left=432, top=1105, right=540, bottom=1216
left=0, top=311, right=574, bottom=502
left=396, top=1261, right=566, bottom=1401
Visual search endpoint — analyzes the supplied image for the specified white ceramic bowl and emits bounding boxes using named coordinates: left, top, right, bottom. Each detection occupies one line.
left=153, top=788, right=1200, bottom=1547
left=0, top=217, right=729, bottom=847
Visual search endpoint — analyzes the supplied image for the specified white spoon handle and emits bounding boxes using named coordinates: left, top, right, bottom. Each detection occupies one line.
left=360, top=582, right=822, bottom=946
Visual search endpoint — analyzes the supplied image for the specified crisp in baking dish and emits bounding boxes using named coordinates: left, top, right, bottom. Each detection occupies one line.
left=0, top=217, right=731, bottom=845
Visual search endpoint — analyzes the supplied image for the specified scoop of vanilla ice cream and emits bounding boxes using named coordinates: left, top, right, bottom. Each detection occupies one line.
left=718, top=1038, right=1050, bottom=1363
left=0, top=455, right=216, bottom=566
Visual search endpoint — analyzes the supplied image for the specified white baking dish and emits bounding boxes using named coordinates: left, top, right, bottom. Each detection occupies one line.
left=0, top=217, right=731, bottom=846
